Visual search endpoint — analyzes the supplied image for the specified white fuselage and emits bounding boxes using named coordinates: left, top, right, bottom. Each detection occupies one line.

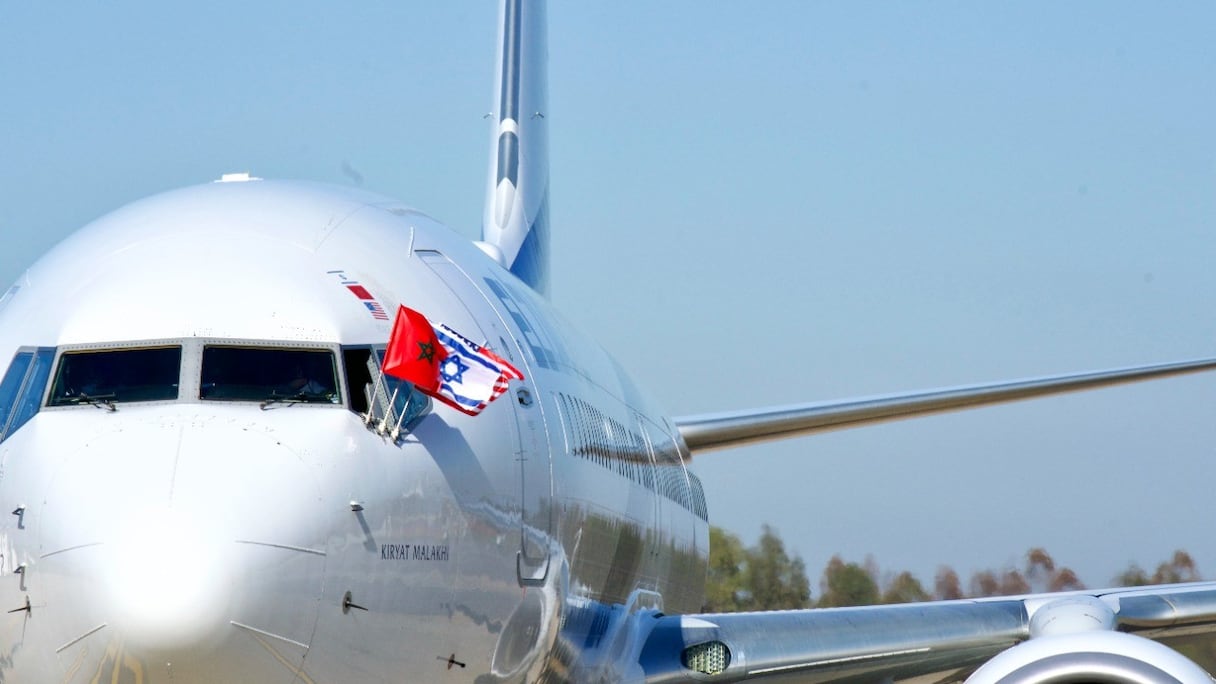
left=0, top=180, right=706, bottom=681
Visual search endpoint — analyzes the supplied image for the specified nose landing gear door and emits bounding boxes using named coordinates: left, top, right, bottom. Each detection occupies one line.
left=414, top=251, right=553, bottom=585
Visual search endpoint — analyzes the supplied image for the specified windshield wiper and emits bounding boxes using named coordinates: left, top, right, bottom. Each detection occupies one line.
left=260, top=396, right=306, bottom=410
left=259, top=390, right=334, bottom=410
left=66, top=393, right=117, bottom=412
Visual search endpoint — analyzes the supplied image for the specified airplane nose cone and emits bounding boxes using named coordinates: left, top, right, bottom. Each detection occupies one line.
left=100, top=505, right=232, bottom=651
left=30, top=413, right=329, bottom=681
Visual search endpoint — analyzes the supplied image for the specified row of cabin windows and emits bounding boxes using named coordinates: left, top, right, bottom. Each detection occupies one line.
left=0, top=343, right=427, bottom=443
left=556, top=391, right=708, bottom=522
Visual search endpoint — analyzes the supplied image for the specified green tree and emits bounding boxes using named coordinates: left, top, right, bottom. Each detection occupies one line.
left=1114, top=563, right=1151, bottom=587
left=818, top=555, right=879, bottom=607
left=704, top=526, right=749, bottom=612
left=748, top=524, right=812, bottom=610
left=881, top=571, right=930, bottom=604
left=704, top=525, right=811, bottom=611
left=706, top=538, right=1202, bottom=610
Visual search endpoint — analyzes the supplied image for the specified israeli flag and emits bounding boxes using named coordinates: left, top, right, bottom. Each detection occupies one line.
left=433, top=323, right=525, bottom=415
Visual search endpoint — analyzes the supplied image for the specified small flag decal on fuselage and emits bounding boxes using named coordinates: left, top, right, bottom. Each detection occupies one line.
left=346, top=283, right=375, bottom=300
left=328, top=270, right=391, bottom=320
left=364, top=301, right=389, bottom=319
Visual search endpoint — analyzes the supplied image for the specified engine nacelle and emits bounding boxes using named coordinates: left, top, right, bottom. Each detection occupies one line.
left=965, top=631, right=1212, bottom=684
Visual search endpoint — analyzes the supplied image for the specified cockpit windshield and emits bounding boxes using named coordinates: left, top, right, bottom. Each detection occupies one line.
left=49, top=346, right=182, bottom=406
left=201, top=346, right=339, bottom=404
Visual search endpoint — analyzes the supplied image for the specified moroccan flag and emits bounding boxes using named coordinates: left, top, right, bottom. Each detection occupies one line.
left=432, top=322, right=525, bottom=415
left=383, top=305, right=447, bottom=393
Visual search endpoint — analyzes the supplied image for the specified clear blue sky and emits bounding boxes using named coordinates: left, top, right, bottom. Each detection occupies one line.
left=3, top=3, right=1215, bottom=592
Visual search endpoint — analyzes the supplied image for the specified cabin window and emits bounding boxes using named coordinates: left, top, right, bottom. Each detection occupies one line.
left=49, top=346, right=181, bottom=406
left=201, top=346, right=339, bottom=405
left=342, top=348, right=376, bottom=415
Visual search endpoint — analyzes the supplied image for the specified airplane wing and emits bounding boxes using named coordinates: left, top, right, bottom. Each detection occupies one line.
left=673, top=357, right=1216, bottom=454
left=657, top=358, right=1216, bottom=681
left=634, top=583, right=1216, bottom=681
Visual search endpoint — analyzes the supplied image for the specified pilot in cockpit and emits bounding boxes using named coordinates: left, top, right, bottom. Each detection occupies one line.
left=284, top=361, right=335, bottom=401
left=287, top=366, right=325, bottom=394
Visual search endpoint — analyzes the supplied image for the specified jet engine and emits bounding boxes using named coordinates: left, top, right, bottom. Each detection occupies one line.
left=965, top=631, right=1213, bottom=684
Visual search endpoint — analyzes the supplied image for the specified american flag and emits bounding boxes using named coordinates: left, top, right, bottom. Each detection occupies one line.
left=363, top=300, right=390, bottom=320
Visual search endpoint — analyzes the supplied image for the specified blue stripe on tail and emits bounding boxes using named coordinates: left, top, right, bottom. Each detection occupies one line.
left=483, top=0, right=549, bottom=296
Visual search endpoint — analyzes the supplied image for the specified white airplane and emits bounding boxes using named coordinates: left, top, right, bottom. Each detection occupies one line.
left=2, top=2, right=1216, bottom=682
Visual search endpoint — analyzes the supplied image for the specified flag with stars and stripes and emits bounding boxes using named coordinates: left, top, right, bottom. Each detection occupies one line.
left=432, top=322, right=524, bottom=415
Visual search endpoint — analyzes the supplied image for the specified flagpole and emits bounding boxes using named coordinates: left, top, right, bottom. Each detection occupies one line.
left=379, top=385, right=400, bottom=435
left=390, top=391, right=412, bottom=441
left=365, top=368, right=387, bottom=427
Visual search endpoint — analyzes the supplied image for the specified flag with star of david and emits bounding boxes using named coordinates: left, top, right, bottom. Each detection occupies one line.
left=432, top=322, right=525, bottom=415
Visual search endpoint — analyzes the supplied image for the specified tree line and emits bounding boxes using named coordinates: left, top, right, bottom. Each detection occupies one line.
left=704, top=524, right=1201, bottom=612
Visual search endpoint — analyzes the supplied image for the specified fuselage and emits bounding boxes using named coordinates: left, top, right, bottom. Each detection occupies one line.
left=0, top=179, right=707, bottom=681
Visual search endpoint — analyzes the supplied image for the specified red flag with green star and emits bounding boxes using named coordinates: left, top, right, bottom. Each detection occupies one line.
left=383, top=305, right=447, bottom=393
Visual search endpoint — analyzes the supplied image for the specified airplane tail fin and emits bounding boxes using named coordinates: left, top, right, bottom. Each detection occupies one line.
left=482, top=0, right=550, bottom=295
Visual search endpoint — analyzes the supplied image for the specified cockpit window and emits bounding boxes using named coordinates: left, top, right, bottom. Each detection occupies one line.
left=49, top=347, right=181, bottom=406
left=341, top=346, right=431, bottom=438
left=0, top=352, right=35, bottom=431
left=1, top=350, right=43, bottom=442
left=201, top=346, right=339, bottom=404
